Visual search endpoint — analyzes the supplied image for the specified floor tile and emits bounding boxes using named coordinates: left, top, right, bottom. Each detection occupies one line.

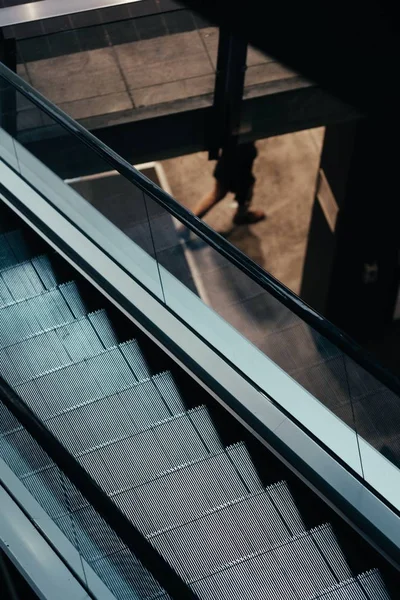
left=131, top=74, right=214, bottom=107
left=59, top=91, right=133, bottom=120
left=198, top=27, right=218, bottom=68
left=115, top=31, right=213, bottom=89
left=163, top=10, right=196, bottom=34
left=247, top=45, right=273, bottom=66
left=245, top=62, right=298, bottom=87
left=26, top=48, right=127, bottom=104
left=135, top=14, right=168, bottom=40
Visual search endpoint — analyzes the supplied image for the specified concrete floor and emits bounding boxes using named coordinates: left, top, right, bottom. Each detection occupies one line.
left=161, top=127, right=325, bottom=294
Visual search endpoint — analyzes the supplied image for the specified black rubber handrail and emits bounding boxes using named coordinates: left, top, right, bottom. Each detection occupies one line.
left=0, top=375, right=198, bottom=600
left=1, top=61, right=400, bottom=400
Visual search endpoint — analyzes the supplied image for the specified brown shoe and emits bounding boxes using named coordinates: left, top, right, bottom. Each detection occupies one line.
left=233, top=209, right=266, bottom=225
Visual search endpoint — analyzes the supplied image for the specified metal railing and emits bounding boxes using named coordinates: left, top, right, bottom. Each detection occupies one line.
left=0, top=60, right=399, bottom=401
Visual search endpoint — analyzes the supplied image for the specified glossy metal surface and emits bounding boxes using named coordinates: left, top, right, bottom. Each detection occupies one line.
left=0, top=0, right=140, bottom=27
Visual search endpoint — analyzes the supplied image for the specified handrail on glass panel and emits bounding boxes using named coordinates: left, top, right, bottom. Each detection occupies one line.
left=0, top=60, right=399, bottom=400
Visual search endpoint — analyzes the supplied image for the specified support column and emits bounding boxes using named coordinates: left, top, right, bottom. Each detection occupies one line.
left=301, top=119, right=400, bottom=342
left=209, top=28, right=248, bottom=159
left=0, top=30, right=17, bottom=136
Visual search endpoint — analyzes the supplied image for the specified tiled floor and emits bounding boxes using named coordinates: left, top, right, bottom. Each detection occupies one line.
left=11, top=11, right=302, bottom=131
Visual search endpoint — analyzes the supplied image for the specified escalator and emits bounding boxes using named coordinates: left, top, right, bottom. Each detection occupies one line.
left=0, top=63, right=400, bottom=599
left=0, top=201, right=395, bottom=599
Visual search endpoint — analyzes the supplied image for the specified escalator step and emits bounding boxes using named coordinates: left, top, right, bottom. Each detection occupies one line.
left=0, top=318, right=115, bottom=385
left=1, top=260, right=47, bottom=301
left=31, top=255, right=59, bottom=290
left=153, top=371, right=186, bottom=414
left=0, top=289, right=76, bottom=347
left=120, top=340, right=151, bottom=380
left=93, top=412, right=213, bottom=491
left=0, top=403, right=22, bottom=436
left=13, top=344, right=150, bottom=419
left=22, top=463, right=89, bottom=519
left=311, top=524, right=353, bottom=583
left=112, top=378, right=173, bottom=430
left=151, top=503, right=259, bottom=581
left=88, top=310, right=119, bottom=348
left=267, top=480, right=306, bottom=535
left=0, top=230, right=32, bottom=270
left=358, top=569, right=391, bottom=600
left=0, top=427, right=54, bottom=478
left=85, top=347, right=140, bottom=394
left=187, top=406, right=224, bottom=453
left=226, top=443, right=263, bottom=493
left=272, top=528, right=339, bottom=597
left=247, top=483, right=304, bottom=539
left=308, top=579, right=368, bottom=599
left=89, top=547, right=165, bottom=600
left=134, top=449, right=249, bottom=533
left=59, top=281, right=87, bottom=318
left=15, top=361, right=106, bottom=419
left=55, top=503, right=125, bottom=563
left=0, top=277, right=14, bottom=306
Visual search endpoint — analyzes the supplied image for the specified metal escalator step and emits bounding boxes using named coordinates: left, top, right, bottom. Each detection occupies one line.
left=51, top=317, right=107, bottom=359
left=311, top=524, right=353, bottom=583
left=90, top=547, right=164, bottom=600
left=153, top=504, right=254, bottom=581
left=150, top=482, right=316, bottom=582
left=59, top=281, right=87, bottom=317
left=88, top=310, right=119, bottom=348
left=191, top=562, right=253, bottom=600
left=118, top=379, right=174, bottom=428
left=31, top=255, right=59, bottom=289
left=309, top=579, right=368, bottom=599
left=1, top=260, right=46, bottom=301
left=50, top=392, right=139, bottom=454
left=0, top=230, right=32, bottom=270
left=94, top=413, right=212, bottom=491
left=272, top=528, right=338, bottom=598
left=0, top=318, right=111, bottom=385
left=85, top=347, right=139, bottom=394
left=55, top=504, right=125, bottom=563
left=15, top=361, right=105, bottom=419
left=0, top=332, right=71, bottom=385
left=3, top=230, right=32, bottom=264
left=0, top=234, right=15, bottom=271
left=266, top=479, right=306, bottom=535
left=187, top=406, right=224, bottom=453
left=0, top=402, right=22, bottom=436
left=0, top=277, right=13, bottom=306
left=120, top=340, right=151, bottom=381
left=192, top=552, right=298, bottom=600
left=13, top=346, right=146, bottom=420
left=134, top=449, right=249, bottom=533
left=226, top=443, right=263, bottom=492
left=151, top=408, right=212, bottom=465
left=0, top=289, right=75, bottom=347
left=0, top=428, right=54, bottom=478
left=229, top=488, right=295, bottom=547
left=153, top=371, right=186, bottom=414
left=358, top=569, right=391, bottom=600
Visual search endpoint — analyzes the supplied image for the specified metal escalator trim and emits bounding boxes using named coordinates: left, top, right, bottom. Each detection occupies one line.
left=1, top=167, right=399, bottom=570
left=0, top=458, right=117, bottom=600
left=0, top=376, right=200, bottom=600
left=0, top=483, right=94, bottom=600
left=1, top=61, right=400, bottom=404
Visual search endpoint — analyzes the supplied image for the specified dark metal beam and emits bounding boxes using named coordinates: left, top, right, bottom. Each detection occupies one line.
left=181, top=0, right=398, bottom=119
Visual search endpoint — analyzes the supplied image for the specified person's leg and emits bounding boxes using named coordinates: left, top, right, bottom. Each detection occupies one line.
left=192, top=180, right=228, bottom=219
left=233, top=181, right=266, bottom=225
